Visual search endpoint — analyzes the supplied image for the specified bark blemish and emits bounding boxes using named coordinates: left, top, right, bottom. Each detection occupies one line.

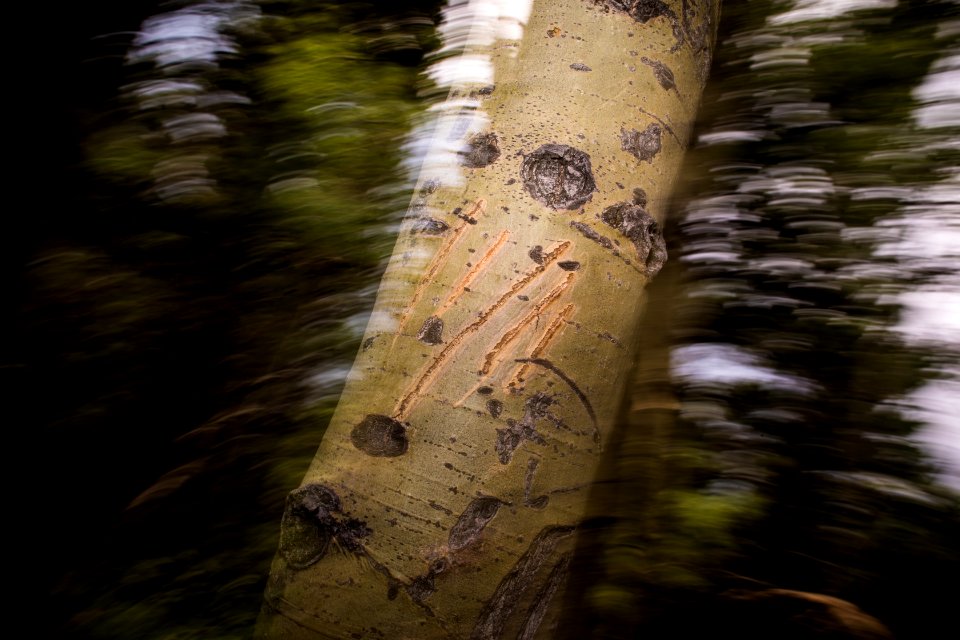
left=412, top=217, right=450, bottom=235
left=632, top=187, right=648, bottom=207
left=570, top=220, right=615, bottom=251
left=569, top=62, right=592, bottom=72
left=521, top=144, right=597, bottom=210
left=600, top=202, right=668, bottom=277
left=641, top=56, right=677, bottom=92
left=514, top=358, right=599, bottom=441
left=486, top=398, right=503, bottom=418
left=620, top=124, right=662, bottom=163
left=597, top=1, right=684, bottom=50
left=528, top=245, right=545, bottom=264
left=417, top=315, right=444, bottom=345
left=351, top=414, right=409, bottom=457
left=461, top=132, right=501, bottom=168
left=448, top=496, right=503, bottom=551
left=279, top=484, right=371, bottom=569
left=495, top=394, right=551, bottom=465
left=558, top=260, right=581, bottom=271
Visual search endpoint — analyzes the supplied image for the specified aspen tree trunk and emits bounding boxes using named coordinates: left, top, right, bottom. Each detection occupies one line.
left=257, top=1, right=719, bottom=638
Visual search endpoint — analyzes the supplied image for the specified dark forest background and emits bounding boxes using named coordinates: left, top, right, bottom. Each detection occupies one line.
left=12, top=1, right=959, bottom=638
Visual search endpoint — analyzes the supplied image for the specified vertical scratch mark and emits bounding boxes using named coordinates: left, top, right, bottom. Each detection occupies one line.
left=469, top=526, right=575, bottom=640
left=436, top=229, right=510, bottom=315
left=394, top=241, right=570, bottom=419
left=396, top=199, right=488, bottom=336
left=479, top=273, right=573, bottom=376
left=517, top=554, right=572, bottom=640
left=510, top=303, right=574, bottom=386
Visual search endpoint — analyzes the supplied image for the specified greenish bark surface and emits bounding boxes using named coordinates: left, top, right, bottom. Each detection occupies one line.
left=258, top=1, right=719, bottom=637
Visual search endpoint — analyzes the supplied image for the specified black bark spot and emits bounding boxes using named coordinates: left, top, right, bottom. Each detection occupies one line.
left=598, top=1, right=684, bottom=50
left=449, top=496, right=502, bottom=551
left=412, top=217, right=450, bottom=235
left=419, top=179, right=440, bottom=197
left=478, top=85, right=495, bottom=96
left=461, top=132, right=501, bottom=168
left=477, top=386, right=494, bottom=395
left=569, top=62, right=592, bottom=71
left=362, top=336, right=376, bottom=351
left=417, top=315, right=444, bottom=345
left=521, top=144, right=597, bottom=210
left=641, top=56, right=677, bottom=92
left=620, top=124, right=662, bottom=163
left=632, top=187, right=648, bottom=207
left=570, top=221, right=615, bottom=251
left=600, top=203, right=667, bottom=277
left=528, top=245, right=545, bottom=264
left=279, top=484, right=371, bottom=569
left=558, top=261, right=581, bottom=271
left=351, top=414, right=409, bottom=457
left=487, top=398, right=503, bottom=418
left=495, top=394, right=552, bottom=465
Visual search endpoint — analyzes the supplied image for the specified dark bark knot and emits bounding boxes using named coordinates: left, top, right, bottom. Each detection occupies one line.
left=621, top=125, right=662, bottom=163
left=351, top=414, right=409, bottom=457
left=461, top=132, right=501, bottom=168
left=449, top=496, right=503, bottom=551
left=601, top=203, right=667, bottom=277
left=279, top=484, right=371, bottom=569
left=521, top=144, right=597, bottom=210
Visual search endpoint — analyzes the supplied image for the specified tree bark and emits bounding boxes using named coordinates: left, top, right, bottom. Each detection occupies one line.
left=257, top=1, right=719, bottom=638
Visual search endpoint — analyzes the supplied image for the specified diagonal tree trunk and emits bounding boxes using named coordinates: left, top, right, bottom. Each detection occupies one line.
left=257, top=1, right=719, bottom=637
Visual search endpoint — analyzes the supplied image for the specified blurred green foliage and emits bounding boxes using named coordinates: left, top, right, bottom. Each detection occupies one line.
left=18, top=1, right=440, bottom=637
left=574, top=1, right=960, bottom=639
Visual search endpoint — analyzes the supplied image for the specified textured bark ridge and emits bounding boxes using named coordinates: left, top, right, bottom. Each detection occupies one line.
left=257, top=1, right=718, bottom=638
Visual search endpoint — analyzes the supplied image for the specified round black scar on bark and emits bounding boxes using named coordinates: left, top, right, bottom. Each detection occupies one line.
left=279, top=484, right=342, bottom=569
left=620, top=125, right=662, bottom=163
left=417, top=315, right=443, bottom=345
left=351, top=414, right=409, bottom=457
left=521, top=144, right=597, bottom=210
left=601, top=203, right=667, bottom=277
left=461, top=132, right=501, bottom=168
